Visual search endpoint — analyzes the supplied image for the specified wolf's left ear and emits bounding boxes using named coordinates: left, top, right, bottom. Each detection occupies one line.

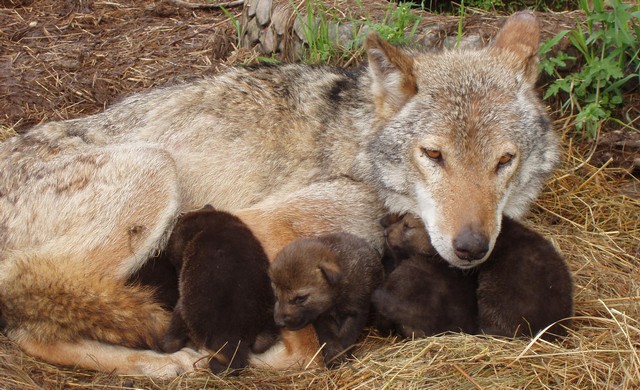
left=492, top=11, right=540, bottom=84
left=318, top=261, right=342, bottom=286
left=366, top=33, right=417, bottom=121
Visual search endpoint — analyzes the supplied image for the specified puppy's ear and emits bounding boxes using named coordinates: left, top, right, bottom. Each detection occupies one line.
left=491, top=11, right=540, bottom=84
left=318, top=261, right=342, bottom=286
left=366, top=32, right=417, bottom=121
left=380, top=213, right=402, bottom=228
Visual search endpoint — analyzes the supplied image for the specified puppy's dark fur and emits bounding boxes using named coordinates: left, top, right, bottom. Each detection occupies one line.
left=374, top=214, right=478, bottom=337
left=127, top=252, right=179, bottom=311
left=269, top=233, right=384, bottom=366
left=161, top=205, right=279, bottom=373
left=476, top=217, right=574, bottom=340
left=375, top=213, right=573, bottom=341
left=380, top=213, right=437, bottom=271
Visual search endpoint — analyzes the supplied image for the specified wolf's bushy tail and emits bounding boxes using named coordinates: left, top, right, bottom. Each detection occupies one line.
left=0, top=252, right=170, bottom=349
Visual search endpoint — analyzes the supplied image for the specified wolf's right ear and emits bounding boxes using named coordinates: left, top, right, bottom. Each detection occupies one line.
left=491, top=11, right=541, bottom=84
left=366, top=33, right=417, bottom=122
left=318, top=261, right=342, bottom=286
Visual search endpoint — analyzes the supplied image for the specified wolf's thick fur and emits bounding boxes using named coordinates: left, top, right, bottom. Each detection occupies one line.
left=269, top=233, right=383, bottom=366
left=0, top=12, right=559, bottom=375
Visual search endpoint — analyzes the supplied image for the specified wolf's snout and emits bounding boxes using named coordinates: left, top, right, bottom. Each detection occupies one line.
left=453, top=226, right=489, bottom=261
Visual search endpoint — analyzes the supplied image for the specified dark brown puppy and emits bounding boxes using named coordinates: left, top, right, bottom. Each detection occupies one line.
left=269, top=233, right=384, bottom=366
left=375, top=213, right=574, bottom=341
left=127, top=251, right=180, bottom=311
left=161, top=205, right=279, bottom=373
left=380, top=213, right=437, bottom=272
left=374, top=214, right=478, bottom=337
left=477, top=217, right=574, bottom=340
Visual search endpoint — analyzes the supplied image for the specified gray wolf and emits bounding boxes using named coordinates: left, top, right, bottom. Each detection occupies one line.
left=374, top=213, right=478, bottom=338
left=159, top=205, right=279, bottom=373
left=269, top=233, right=383, bottom=366
left=0, top=11, right=558, bottom=375
left=374, top=213, right=573, bottom=340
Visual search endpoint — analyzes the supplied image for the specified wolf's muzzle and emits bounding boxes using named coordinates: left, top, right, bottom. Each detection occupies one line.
left=453, top=226, right=489, bottom=261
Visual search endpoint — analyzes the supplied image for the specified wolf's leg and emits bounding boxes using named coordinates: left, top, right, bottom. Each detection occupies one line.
left=0, top=145, right=190, bottom=374
left=236, top=179, right=386, bottom=260
left=249, top=325, right=323, bottom=369
left=10, top=329, right=205, bottom=378
left=1, top=144, right=181, bottom=278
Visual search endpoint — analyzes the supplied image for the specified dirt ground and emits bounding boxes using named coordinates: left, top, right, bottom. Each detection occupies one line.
left=0, top=0, right=639, bottom=388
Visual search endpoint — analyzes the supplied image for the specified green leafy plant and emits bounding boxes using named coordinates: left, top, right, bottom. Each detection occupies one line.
left=540, top=0, right=639, bottom=138
left=293, top=1, right=422, bottom=66
left=464, top=0, right=505, bottom=12
left=366, top=2, right=422, bottom=45
left=297, top=0, right=339, bottom=63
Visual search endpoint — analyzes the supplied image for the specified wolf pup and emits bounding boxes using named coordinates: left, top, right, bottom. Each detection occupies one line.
left=0, top=12, right=559, bottom=375
left=374, top=214, right=478, bottom=338
left=269, top=233, right=383, bottom=366
left=375, top=213, right=573, bottom=340
left=160, top=205, right=279, bottom=373
left=379, top=213, right=437, bottom=273
left=476, top=217, right=574, bottom=340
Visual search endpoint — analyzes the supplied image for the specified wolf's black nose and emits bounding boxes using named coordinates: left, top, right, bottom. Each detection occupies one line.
left=453, top=227, right=489, bottom=261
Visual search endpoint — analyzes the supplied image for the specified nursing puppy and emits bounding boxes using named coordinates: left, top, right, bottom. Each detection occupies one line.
left=375, top=213, right=573, bottom=340
left=374, top=214, right=478, bottom=337
left=161, top=205, right=279, bottom=373
left=379, top=213, right=437, bottom=273
left=269, top=233, right=384, bottom=366
left=477, top=217, right=574, bottom=340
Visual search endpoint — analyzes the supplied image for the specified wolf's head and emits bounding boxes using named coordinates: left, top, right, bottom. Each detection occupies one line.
left=365, top=12, right=560, bottom=269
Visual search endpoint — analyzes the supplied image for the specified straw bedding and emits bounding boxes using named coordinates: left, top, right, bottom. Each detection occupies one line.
left=1, top=1, right=638, bottom=388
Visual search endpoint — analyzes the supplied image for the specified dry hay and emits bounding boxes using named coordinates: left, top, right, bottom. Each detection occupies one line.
left=1, top=1, right=639, bottom=389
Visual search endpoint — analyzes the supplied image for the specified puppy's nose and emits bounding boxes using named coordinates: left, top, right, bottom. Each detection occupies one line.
left=273, top=308, right=287, bottom=327
left=453, top=226, right=489, bottom=261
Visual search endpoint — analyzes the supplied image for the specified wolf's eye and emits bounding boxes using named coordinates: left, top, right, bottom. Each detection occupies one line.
left=291, top=294, right=309, bottom=305
left=420, top=148, right=442, bottom=162
left=497, top=153, right=514, bottom=169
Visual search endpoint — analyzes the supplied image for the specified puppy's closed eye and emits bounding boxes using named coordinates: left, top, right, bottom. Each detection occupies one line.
left=290, top=294, right=309, bottom=305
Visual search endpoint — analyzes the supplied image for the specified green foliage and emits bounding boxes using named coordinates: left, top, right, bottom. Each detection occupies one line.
left=294, top=1, right=421, bottom=65
left=297, top=0, right=340, bottom=64
left=365, top=2, right=422, bottom=45
left=220, top=6, right=242, bottom=44
left=540, top=0, right=639, bottom=138
left=464, top=0, right=505, bottom=12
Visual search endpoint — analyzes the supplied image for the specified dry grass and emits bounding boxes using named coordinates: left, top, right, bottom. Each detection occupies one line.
left=1, top=1, right=639, bottom=389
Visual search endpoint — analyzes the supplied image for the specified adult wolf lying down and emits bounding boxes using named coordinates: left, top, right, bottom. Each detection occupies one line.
left=0, top=12, right=559, bottom=376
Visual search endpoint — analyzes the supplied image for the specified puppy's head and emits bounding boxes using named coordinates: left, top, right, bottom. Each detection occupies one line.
left=382, top=213, right=435, bottom=257
left=269, top=238, right=342, bottom=330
